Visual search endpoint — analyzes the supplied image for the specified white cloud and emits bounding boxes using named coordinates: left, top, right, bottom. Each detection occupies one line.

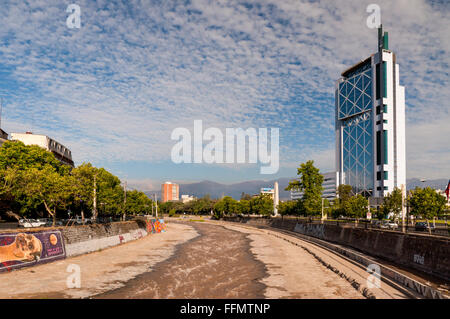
left=0, top=0, right=448, bottom=183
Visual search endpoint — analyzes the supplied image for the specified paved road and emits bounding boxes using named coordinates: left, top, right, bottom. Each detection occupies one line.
left=0, top=221, right=413, bottom=299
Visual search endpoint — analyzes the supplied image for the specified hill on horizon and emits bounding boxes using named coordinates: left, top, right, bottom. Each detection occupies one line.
left=144, top=178, right=450, bottom=201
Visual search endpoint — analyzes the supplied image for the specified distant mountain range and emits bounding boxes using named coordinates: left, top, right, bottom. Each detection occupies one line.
left=145, top=178, right=450, bottom=201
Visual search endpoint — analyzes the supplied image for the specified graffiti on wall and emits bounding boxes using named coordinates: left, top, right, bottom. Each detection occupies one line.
left=0, top=230, right=66, bottom=272
left=294, top=223, right=325, bottom=239
left=146, top=219, right=167, bottom=234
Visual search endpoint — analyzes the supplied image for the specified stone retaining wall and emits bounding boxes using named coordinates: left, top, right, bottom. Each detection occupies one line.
left=62, top=220, right=148, bottom=257
left=223, top=216, right=450, bottom=282
left=0, top=219, right=163, bottom=272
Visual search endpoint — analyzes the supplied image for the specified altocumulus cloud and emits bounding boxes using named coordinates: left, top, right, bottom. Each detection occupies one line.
left=0, top=0, right=448, bottom=181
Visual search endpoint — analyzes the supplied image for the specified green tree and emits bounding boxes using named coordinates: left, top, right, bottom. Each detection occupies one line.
left=70, top=163, right=97, bottom=220
left=337, top=184, right=353, bottom=203
left=0, top=140, right=67, bottom=174
left=380, top=187, right=403, bottom=220
left=95, top=168, right=124, bottom=217
left=213, top=196, right=238, bottom=218
left=286, top=160, right=324, bottom=216
left=278, top=200, right=300, bottom=217
left=249, top=194, right=273, bottom=216
left=19, top=166, right=73, bottom=226
left=126, top=190, right=152, bottom=215
left=238, top=199, right=251, bottom=216
left=409, top=187, right=447, bottom=234
left=344, top=195, right=368, bottom=220
left=330, top=184, right=353, bottom=218
left=0, top=167, right=21, bottom=219
left=0, top=141, right=69, bottom=219
left=190, top=196, right=214, bottom=215
left=240, top=192, right=252, bottom=201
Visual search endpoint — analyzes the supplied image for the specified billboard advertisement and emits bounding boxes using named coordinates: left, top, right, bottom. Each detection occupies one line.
left=0, top=230, right=66, bottom=272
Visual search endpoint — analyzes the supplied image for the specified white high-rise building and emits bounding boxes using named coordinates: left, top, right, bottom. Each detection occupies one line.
left=335, top=26, right=406, bottom=203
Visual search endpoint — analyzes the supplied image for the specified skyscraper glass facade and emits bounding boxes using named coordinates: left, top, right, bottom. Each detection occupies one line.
left=337, top=62, right=374, bottom=196
left=336, top=26, right=406, bottom=202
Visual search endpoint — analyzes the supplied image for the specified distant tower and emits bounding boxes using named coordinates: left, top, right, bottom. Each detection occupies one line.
left=273, top=181, right=279, bottom=216
left=161, top=182, right=179, bottom=203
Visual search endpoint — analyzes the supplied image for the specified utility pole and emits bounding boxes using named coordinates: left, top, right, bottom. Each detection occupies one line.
left=321, top=198, right=325, bottom=223
left=401, top=184, right=406, bottom=233
left=123, top=181, right=127, bottom=221
left=154, top=194, right=158, bottom=218
left=92, top=174, right=97, bottom=222
left=151, top=200, right=154, bottom=216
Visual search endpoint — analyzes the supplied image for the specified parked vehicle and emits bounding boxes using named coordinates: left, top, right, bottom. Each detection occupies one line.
left=371, top=220, right=382, bottom=228
left=380, top=220, right=398, bottom=230
left=415, top=222, right=435, bottom=232
left=18, top=219, right=43, bottom=228
left=36, top=218, right=52, bottom=227
left=73, top=216, right=92, bottom=225
left=95, top=216, right=113, bottom=224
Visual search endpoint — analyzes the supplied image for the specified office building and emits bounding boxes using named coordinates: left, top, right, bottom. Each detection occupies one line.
left=161, top=182, right=179, bottom=203
left=335, top=26, right=406, bottom=203
left=11, top=132, right=74, bottom=167
left=289, top=171, right=339, bottom=201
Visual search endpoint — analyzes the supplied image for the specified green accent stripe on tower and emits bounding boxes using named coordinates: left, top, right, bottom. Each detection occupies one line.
left=383, top=62, right=387, bottom=98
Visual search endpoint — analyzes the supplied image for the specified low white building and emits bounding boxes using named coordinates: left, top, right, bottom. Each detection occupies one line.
left=290, top=171, right=339, bottom=202
left=11, top=132, right=74, bottom=167
left=260, top=187, right=274, bottom=200
left=181, top=195, right=195, bottom=203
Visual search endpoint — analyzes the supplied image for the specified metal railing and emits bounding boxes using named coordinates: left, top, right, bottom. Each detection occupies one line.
left=279, top=215, right=450, bottom=237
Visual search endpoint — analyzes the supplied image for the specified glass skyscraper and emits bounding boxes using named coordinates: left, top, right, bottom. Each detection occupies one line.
left=335, top=26, right=406, bottom=202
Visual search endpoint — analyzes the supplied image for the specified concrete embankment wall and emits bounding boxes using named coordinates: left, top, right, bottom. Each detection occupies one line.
left=62, top=220, right=148, bottom=257
left=223, top=217, right=450, bottom=282
left=0, top=218, right=166, bottom=272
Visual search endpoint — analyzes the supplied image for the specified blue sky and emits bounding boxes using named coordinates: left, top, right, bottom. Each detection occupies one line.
left=0, top=0, right=449, bottom=191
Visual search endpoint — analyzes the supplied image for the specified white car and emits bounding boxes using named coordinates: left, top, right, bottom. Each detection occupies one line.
left=18, top=219, right=43, bottom=228
left=380, top=220, right=398, bottom=230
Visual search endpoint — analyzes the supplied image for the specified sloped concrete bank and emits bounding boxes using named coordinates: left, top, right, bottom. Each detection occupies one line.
left=222, top=216, right=449, bottom=299
left=62, top=220, right=149, bottom=257
left=0, top=219, right=164, bottom=272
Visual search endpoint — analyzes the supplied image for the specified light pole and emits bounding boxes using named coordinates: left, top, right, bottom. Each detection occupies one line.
left=401, top=184, right=406, bottom=233
left=123, top=181, right=127, bottom=221
left=154, top=194, right=158, bottom=218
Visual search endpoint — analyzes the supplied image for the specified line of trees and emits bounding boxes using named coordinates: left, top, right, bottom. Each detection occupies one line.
left=158, top=193, right=274, bottom=219
left=279, top=160, right=448, bottom=224
left=0, top=141, right=153, bottom=225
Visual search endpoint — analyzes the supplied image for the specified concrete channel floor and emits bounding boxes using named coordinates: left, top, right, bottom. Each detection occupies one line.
left=0, top=221, right=417, bottom=299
